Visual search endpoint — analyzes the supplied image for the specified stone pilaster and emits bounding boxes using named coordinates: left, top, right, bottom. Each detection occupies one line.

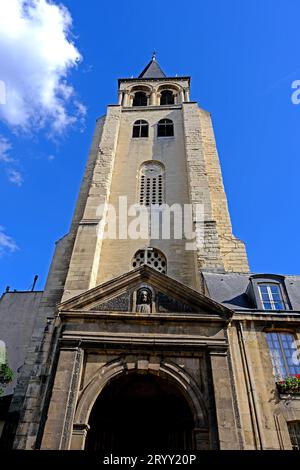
left=70, top=424, right=90, bottom=450
left=209, top=349, right=240, bottom=449
left=41, top=347, right=84, bottom=450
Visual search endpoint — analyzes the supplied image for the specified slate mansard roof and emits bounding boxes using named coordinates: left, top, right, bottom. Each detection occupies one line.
left=202, top=272, right=300, bottom=313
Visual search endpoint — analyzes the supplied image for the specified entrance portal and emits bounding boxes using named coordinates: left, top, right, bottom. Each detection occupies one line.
left=85, top=373, right=195, bottom=452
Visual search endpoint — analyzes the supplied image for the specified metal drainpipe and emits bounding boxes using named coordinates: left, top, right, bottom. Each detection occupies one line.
left=237, top=321, right=264, bottom=450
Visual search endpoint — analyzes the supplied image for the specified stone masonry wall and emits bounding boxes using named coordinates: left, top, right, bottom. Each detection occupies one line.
left=228, top=321, right=300, bottom=449
left=62, top=107, right=121, bottom=300
left=182, top=103, right=224, bottom=271
left=198, top=109, right=249, bottom=272
left=97, top=106, right=199, bottom=290
left=10, top=117, right=105, bottom=449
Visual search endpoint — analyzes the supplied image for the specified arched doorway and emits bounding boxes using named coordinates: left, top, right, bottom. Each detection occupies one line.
left=85, top=372, right=195, bottom=452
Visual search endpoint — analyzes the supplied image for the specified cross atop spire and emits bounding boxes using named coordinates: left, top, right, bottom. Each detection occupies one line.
left=138, top=53, right=166, bottom=79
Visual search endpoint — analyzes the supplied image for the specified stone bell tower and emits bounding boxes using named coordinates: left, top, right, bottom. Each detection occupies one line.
left=9, top=56, right=249, bottom=451
left=61, top=53, right=248, bottom=302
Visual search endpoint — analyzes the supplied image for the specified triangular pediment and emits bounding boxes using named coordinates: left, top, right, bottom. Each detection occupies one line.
left=58, top=266, right=233, bottom=319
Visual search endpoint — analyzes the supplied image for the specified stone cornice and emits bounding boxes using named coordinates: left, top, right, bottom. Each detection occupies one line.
left=122, top=104, right=182, bottom=111
left=232, top=312, right=300, bottom=323
left=59, top=332, right=228, bottom=350
left=118, top=76, right=191, bottom=85
left=59, top=310, right=229, bottom=323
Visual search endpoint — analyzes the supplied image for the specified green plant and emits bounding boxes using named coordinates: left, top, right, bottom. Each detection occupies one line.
left=0, top=363, right=14, bottom=396
left=276, top=375, right=300, bottom=394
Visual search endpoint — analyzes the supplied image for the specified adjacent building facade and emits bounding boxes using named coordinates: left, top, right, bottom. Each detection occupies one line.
left=1, top=56, right=300, bottom=450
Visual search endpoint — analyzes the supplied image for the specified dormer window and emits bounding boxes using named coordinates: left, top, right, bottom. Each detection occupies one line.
left=247, top=274, right=291, bottom=311
left=133, top=92, right=147, bottom=107
left=258, top=284, right=284, bottom=310
left=160, top=90, right=174, bottom=105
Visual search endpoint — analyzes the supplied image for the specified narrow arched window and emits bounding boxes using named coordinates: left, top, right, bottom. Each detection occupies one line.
left=139, top=162, right=164, bottom=206
left=132, top=120, right=149, bottom=138
left=132, top=248, right=167, bottom=274
left=160, top=90, right=174, bottom=105
left=157, top=119, right=174, bottom=137
left=133, top=92, right=147, bottom=106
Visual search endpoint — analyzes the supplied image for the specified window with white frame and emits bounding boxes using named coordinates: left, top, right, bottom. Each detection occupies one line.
left=266, top=332, right=300, bottom=380
left=288, top=422, right=300, bottom=450
left=139, top=162, right=164, bottom=206
left=258, top=284, right=285, bottom=310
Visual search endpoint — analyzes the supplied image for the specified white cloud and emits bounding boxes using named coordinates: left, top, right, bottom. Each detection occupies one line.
left=0, top=226, right=18, bottom=256
left=7, top=168, right=23, bottom=186
left=0, top=136, right=13, bottom=162
left=0, top=0, right=84, bottom=133
left=0, top=134, right=24, bottom=185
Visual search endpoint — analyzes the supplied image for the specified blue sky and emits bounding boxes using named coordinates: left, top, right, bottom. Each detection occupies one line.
left=0, top=0, right=299, bottom=292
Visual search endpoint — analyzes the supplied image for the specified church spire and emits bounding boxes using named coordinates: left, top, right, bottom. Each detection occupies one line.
left=138, top=53, right=166, bottom=79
